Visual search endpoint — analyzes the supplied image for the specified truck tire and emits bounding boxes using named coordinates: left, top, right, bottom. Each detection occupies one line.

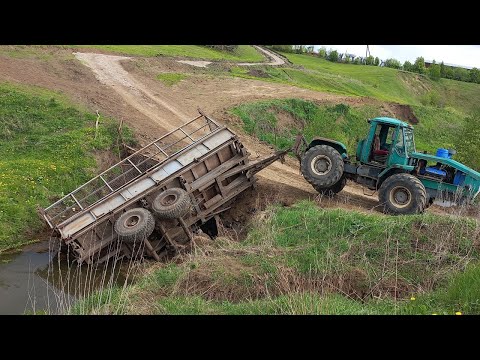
left=301, top=145, right=344, bottom=189
left=115, top=207, right=155, bottom=243
left=313, top=175, right=347, bottom=197
left=378, top=174, right=427, bottom=215
left=152, top=188, right=191, bottom=219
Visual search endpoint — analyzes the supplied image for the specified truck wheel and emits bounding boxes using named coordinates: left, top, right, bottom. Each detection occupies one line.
left=301, top=145, right=344, bottom=189
left=313, top=175, right=347, bottom=197
left=378, top=174, right=427, bottom=215
left=115, top=208, right=155, bottom=242
left=152, top=188, right=191, bottom=219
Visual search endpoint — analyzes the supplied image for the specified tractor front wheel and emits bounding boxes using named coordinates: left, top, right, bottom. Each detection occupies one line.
left=301, top=145, right=344, bottom=190
left=379, top=173, right=427, bottom=215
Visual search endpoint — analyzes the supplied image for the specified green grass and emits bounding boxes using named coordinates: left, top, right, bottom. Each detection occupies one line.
left=64, top=45, right=265, bottom=62
left=76, top=200, right=480, bottom=314
left=0, top=82, right=133, bottom=251
left=229, top=53, right=480, bottom=115
left=156, top=73, right=188, bottom=86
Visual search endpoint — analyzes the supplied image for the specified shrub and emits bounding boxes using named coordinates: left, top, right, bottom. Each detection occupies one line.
left=328, top=49, right=339, bottom=62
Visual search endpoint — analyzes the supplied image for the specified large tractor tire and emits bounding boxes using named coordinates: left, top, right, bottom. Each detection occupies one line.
left=152, top=188, right=191, bottom=219
left=115, top=207, right=155, bottom=242
left=378, top=173, right=427, bottom=215
left=301, top=145, right=344, bottom=190
left=313, top=175, right=347, bottom=197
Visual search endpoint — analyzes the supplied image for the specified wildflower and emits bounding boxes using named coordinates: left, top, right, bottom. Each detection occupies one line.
left=410, top=297, right=416, bottom=301
left=455, top=311, right=462, bottom=315
left=432, top=313, right=437, bottom=315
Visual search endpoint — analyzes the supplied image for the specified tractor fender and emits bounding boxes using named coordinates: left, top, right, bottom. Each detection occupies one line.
left=377, top=165, right=415, bottom=189
left=307, top=137, right=348, bottom=159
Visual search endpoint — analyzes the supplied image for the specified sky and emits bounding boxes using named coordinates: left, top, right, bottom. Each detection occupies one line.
left=313, top=45, right=480, bottom=69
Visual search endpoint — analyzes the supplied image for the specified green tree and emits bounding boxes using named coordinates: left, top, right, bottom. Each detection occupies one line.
left=385, top=58, right=401, bottom=69
left=444, top=66, right=454, bottom=79
left=328, top=49, right=339, bottom=62
left=374, top=57, right=380, bottom=66
left=403, top=60, right=413, bottom=72
left=454, top=67, right=469, bottom=82
left=365, top=55, right=375, bottom=65
left=440, top=61, right=446, bottom=78
left=353, top=57, right=362, bottom=65
left=428, top=61, right=441, bottom=81
left=469, top=68, right=480, bottom=83
left=344, top=53, right=351, bottom=64
left=318, top=46, right=327, bottom=58
left=414, top=57, right=426, bottom=74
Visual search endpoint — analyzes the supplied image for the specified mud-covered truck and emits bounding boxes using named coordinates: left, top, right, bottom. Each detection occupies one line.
left=40, top=111, right=287, bottom=264
left=295, top=116, right=480, bottom=214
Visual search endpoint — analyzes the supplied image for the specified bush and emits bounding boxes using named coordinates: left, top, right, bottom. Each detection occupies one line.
left=328, top=49, right=339, bottom=62
left=318, top=46, right=327, bottom=58
left=365, top=55, right=375, bottom=65
left=374, top=57, right=380, bottom=66
left=353, top=57, right=362, bottom=65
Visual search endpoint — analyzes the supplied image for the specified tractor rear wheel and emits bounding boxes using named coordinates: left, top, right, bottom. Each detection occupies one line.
left=378, top=174, right=427, bottom=215
left=301, top=145, right=344, bottom=190
left=313, top=175, right=347, bottom=197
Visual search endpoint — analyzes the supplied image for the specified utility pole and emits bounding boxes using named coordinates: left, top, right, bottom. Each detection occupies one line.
left=366, top=45, right=371, bottom=58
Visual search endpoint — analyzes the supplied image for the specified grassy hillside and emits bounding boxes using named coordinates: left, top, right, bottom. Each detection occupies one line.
left=231, top=98, right=474, bottom=169
left=0, top=82, right=133, bottom=251
left=72, top=201, right=480, bottom=315
left=64, top=45, right=265, bottom=62
left=230, top=53, right=480, bottom=115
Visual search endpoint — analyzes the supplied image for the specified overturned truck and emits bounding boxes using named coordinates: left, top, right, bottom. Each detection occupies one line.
left=41, top=111, right=287, bottom=265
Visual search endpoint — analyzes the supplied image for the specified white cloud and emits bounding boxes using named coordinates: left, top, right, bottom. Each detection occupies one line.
left=313, top=45, right=480, bottom=68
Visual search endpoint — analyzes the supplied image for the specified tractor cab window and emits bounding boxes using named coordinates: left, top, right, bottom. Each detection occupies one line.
left=371, top=124, right=395, bottom=163
left=393, top=128, right=406, bottom=156
left=404, top=128, right=415, bottom=155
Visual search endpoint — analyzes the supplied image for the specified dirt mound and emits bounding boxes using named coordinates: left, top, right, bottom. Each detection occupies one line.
left=381, top=103, right=419, bottom=124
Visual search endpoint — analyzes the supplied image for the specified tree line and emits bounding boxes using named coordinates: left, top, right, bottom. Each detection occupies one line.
left=267, top=45, right=480, bottom=84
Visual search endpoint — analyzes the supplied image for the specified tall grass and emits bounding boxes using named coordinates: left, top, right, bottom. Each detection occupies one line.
left=75, top=197, right=480, bottom=315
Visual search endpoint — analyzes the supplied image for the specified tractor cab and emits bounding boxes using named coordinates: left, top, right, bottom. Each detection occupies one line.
left=356, top=117, right=415, bottom=168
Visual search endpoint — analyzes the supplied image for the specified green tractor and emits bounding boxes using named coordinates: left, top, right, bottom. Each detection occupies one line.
left=294, top=117, right=480, bottom=215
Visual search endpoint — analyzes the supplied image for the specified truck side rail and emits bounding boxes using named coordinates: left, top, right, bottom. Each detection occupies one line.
left=43, top=112, right=220, bottom=228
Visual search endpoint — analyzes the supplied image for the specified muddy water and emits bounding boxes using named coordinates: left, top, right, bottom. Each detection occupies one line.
left=0, top=241, right=132, bottom=315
